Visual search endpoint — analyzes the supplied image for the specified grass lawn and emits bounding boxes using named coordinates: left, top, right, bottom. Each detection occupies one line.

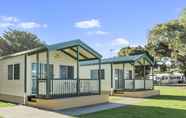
left=80, top=86, right=186, bottom=118
left=0, top=101, right=14, bottom=108
left=0, top=101, right=14, bottom=118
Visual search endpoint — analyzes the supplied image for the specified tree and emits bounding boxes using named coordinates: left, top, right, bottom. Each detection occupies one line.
left=147, top=20, right=186, bottom=60
left=0, top=29, right=45, bottom=56
left=146, top=8, right=186, bottom=74
left=179, top=8, right=186, bottom=25
left=118, top=46, right=145, bottom=56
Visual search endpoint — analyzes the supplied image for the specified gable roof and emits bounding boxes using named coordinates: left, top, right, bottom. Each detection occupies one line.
left=80, top=53, right=154, bottom=66
left=0, top=39, right=102, bottom=60
left=47, top=39, right=102, bottom=58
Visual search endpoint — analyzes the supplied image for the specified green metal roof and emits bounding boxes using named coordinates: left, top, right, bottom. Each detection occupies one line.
left=80, top=53, right=154, bottom=66
left=47, top=39, right=102, bottom=58
left=0, top=39, right=102, bottom=60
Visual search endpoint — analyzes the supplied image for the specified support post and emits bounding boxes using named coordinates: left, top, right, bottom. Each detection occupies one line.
left=98, top=59, right=101, bottom=95
left=117, top=69, right=119, bottom=89
left=46, top=50, right=50, bottom=98
left=76, top=46, right=80, bottom=96
left=24, top=54, right=27, bottom=104
left=143, top=59, right=146, bottom=89
left=132, top=63, right=135, bottom=89
left=111, top=63, right=113, bottom=88
left=36, top=53, right=39, bottom=96
left=110, top=63, right=113, bottom=95
left=123, top=63, right=125, bottom=89
left=152, top=65, right=154, bottom=90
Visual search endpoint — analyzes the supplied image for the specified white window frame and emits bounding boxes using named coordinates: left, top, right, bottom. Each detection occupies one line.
left=8, top=63, right=20, bottom=80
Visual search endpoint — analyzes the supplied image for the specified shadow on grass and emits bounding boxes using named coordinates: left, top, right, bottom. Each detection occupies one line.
left=79, top=105, right=186, bottom=118
left=148, top=95, right=186, bottom=101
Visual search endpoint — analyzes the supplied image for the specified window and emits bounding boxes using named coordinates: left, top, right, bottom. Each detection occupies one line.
left=32, top=63, right=53, bottom=79
left=8, top=64, right=20, bottom=80
left=90, top=69, right=105, bottom=80
left=8, top=65, right=13, bottom=80
left=114, top=69, right=123, bottom=80
left=60, top=65, right=74, bottom=79
left=14, top=64, right=20, bottom=80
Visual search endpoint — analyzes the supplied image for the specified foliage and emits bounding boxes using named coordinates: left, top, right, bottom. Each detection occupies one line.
left=179, top=8, right=186, bottom=25
left=118, top=46, right=145, bottom=56
left=146, top=8, right=186, bottom=74
left=0, top=28, right=45, bottom=56
left=147, top=20, right=186, bottom=59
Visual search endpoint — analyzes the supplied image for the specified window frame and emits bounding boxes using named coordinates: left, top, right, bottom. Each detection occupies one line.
left=8, top=65, right=13, bottom=80
left=59, top=65, right=74, bottom=80
left=8, top=63, right=20, bottom=80
left=90, top=69, right=105, bottom=80
left=14, top=64, right=20, bottom=80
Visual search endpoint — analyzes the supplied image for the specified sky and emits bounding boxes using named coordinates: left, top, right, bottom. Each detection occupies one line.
left=0, top=0, right=185, bottom=58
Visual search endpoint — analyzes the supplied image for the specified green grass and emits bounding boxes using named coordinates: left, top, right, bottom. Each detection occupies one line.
left=80, top=86, right=186, bottom=118
left=0, top=101, right=14, bottom=118
left=0, top=101, right=15, bottom=108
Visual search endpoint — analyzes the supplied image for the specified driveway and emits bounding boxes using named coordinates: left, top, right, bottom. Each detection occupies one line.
left=0, top=97, right=144, bottom=118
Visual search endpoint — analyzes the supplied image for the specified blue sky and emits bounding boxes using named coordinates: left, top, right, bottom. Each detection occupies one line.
left=0, top=0, right=185, bottom=57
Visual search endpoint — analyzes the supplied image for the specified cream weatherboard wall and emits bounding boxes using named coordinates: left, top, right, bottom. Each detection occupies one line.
left=80, top=63, right=134, bottom=92
left=80, top=64, right=111, bottom=92
left=0, top=55, right=25, bottom=97
left=0, top=50, right=78, bottom=99
left=26, top=50, right=77, bottom=96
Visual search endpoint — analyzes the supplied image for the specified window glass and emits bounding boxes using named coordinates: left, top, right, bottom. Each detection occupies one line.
left=8, top=65, right=13, bottom=80
left=14, top=64, right=20, bottom=80
left=91, top=70, right=98, bottom=80
left=32, top=63, right=53, bottom=79
left=60, top=65, right=74, bottom=79
left=90, top=69, right=104, bottom=80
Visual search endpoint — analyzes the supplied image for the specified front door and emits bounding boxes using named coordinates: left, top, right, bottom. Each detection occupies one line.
left=129, top=70, right=132, bottom=79
left=114, top=69, right=124, bottom=89
left=31, top=63, right=53, bottom=95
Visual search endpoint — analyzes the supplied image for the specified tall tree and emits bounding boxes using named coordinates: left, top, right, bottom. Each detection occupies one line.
left=147, top=20, right=186, bottom=60
left=179, top=8, right=186, bottom=25
left=118, top=46, right=145, bottom=56
left=0, top=29, right=45, bottom=56
left=146, top=8, right=186, bottom=74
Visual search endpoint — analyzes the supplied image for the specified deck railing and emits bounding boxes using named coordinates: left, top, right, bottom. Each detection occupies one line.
left=115, top=79, right=153, bottom=90
left=33, top=79, right=99, bottom=98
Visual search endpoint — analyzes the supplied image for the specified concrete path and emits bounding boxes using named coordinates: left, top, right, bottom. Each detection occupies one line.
left=58, top=96, right=144, bottom=116
left=0, top=105, right=75, bottom=118
left=0, top=97, right=144, bottom=118
left=109, top=96, right=144, bottom=105
left=60, top=103, right=125, bottom=116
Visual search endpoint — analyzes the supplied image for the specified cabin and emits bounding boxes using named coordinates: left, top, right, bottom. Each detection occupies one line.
left=0, top=40, right=109, bottom=110
left=80, top=53, right=160, bottom=97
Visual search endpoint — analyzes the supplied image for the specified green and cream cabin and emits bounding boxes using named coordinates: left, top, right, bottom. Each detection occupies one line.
left=80, top=53, right=155, bottom=94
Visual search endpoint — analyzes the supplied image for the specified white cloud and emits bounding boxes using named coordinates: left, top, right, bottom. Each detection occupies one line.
left=17, top=22, right=47, bottom=29
left=95, top=30, right=108, bottom=35
left=87, top=30, right=109, bottom=35
left=75, top=19, right=100, bottom=29
left=0, top=16, right=19, bottom=22
left=0, top=22, right=14, bottom=28
left=112, top=38, right=129, bottom=46
left=0, top=16, right=47, bottom=29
